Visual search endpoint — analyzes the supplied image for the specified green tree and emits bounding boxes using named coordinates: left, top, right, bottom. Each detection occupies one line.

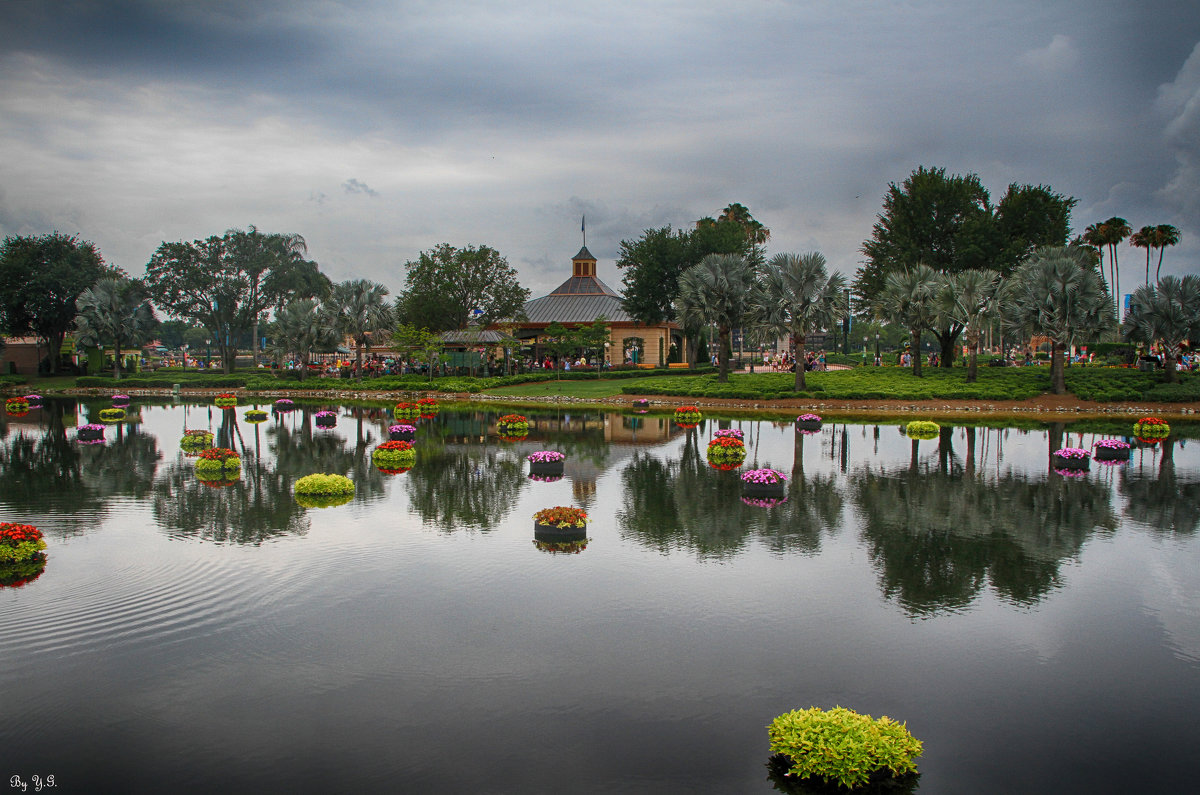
left=0, top=232, right=115, bottom=373
left=757, top=252, right=847, bottom=391
left=395, top=243, right=529, bottom=331
left=1081, top=223, right=1109, bottom=295
left=675, top=253, right=758, bottom=382
left=1152, top=224, right=1181, bottom=283
left=270, top=299, right=338, bottom=380
left=938, top=270, right=999, bottom=383
left=74, top=276, right=158, bottom=380
left=615, top=225, right=693, bottom=326
left=393, top=323, right=448, bottom=382
left=993, top=184, right=1076, bottom=272
left=1101, top=217, right=1131, bottom=313
left=1002, top=246, right=1115, bottom=393
left=878, top=265, right=940, bottom=377
left=1131, top=225, right=1155, bottom=286
left=1123, top=275, right=1200, bottom=383
left=326, top=279, right=394, bottom=380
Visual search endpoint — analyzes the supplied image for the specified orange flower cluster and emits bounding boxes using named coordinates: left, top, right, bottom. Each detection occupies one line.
left=376, top=440, right=413, bottom=451
left=198, top=447, right=240, bottom=462
left=0, top=522, right=42, bottom=544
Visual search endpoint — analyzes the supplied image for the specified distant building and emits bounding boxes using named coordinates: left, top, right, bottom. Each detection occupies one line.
left=509, top=246, right=682, bottom=366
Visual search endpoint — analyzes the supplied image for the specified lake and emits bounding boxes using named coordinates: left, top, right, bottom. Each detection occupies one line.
left=1, top=398, right=1198, bottom=793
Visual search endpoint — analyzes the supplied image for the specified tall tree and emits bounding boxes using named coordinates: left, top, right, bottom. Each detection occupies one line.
left=939, top=270, right=999, bottom=383
left=1002, top=246, right=1115, bottom=394
left=395, top=243, right=529, bottom=331
left=757, top=252, right=847, bottom=392
left=1124, top=275, right=1200, bottom=383
left=993, top=184, right=1077, bottom=272
left=392, top=323, right=448, bottom=382
left=1131, top=225, right=1154, bottom=286
left=270, top=299, right=338, bottom=381
left=675, top=254, right=758, bottom=382
left=1152, top=224, right=1181, bottom=282
left=326, top=279, right=394, bottom=380
left=74, top=276, right=158, bottom=380
left=615, top=225, right=694, bottom=326
left=1101, top=217, right=1131, bottom=312
left=0, top=232, right=115, bottom=373
left=1081, top=223, right=1109, bottom=295
left=877, top=265, right=940, bottom=377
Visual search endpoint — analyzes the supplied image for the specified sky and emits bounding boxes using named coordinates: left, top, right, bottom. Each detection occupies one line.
left=1, top=0, right=1198, bottom=305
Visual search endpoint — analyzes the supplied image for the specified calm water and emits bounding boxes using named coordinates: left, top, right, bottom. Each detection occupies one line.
left=2, top=399, right=1198, bottom=794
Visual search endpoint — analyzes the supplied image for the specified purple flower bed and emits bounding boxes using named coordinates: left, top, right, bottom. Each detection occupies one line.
left=389, top=424, right=416, bottom=434
left=741, top=468, right=787, bottom=485
left=713, top=429, right=744, bottom=440
left=797, top=413, right=821, bottom=423
left=1053, top=447, right=1090, bottom=460
left=527, top=451, right=566, bottom=463
left=1054, top=468, right=1088, bottom=478
left=1094, top=439, right=1131, bottom=450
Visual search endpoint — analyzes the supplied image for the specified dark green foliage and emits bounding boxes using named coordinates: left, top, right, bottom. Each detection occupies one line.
left=394, top=243, right=529, bottom=331
left=77, top=372, right=251, bottom=388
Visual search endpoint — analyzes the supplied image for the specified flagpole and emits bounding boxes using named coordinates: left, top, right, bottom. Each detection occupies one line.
left=582, top=215, right=586, bottom=247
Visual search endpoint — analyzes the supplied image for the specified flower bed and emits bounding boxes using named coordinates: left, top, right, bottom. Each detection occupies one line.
left=742, top=468, right=787, bottom=497
left=1133, top=417, right=1170, bottom=441
left=394, top=401, right=420, bottom=420
left=294, top=473, right=355, bottom=508
left=98, top=408, right=126, bottom=422
left=214, top=392, right=238, bottom=408
left=180, top=429, right=214, bottom=452
left=795, top=413, right=822, bottom=431
left=112, top=394, right=130, bottom=405
left=707, top=436, right=746, bottom=470
left=905, top=420, right=940, bottom=440
left=273, top=398, right=296, bottom=412
left=6, top=397, right=29, bottom=414
left=0, top=553, right=47, bottom=588
left=532, top=538, right=589, bottom=554
left=1051, top=447, right=1091, bottom=471
left=1093, top=439, right=1131, bottom=461
left=674, top=406, right=702, bottom=426
left=417, top=397, right=439, bottom=418
left=195, top=447, right=242, bottom=476
left=0, top=522, right=47, bottom=565
left=314, top=410, right=337, bottom=428
left=389, top=424, right=416, bottom=442
left=713, top=428, right=744, bottom=440
left=372, top=440, right=416, bottom=470
left=244, top=409, right=268, bottom=423
left=533, top=506, right=588, bottom=537
left=76, top=423, right=106, bottom=443
left=768, top=706, right=922, bottom=790
left=23, top=394, right=42, bottom=407
left=497, top=413, right=529, bottom=434
left=528, top=450, right=565, bottom=477
left=633, top=398, right=649, bottom=408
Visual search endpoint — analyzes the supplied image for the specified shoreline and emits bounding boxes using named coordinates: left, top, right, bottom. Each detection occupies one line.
left=49, top=385, right=1199, bottom=421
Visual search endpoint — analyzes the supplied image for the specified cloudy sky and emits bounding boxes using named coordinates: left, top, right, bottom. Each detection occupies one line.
left=1, top=0, right=1197, bottom=304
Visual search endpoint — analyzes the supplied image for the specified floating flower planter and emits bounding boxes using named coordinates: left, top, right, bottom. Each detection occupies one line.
left=1052, top=447, right=1091, bottom=472
left=742, top=468, right=787, bottom=498
left=214, top=392, right=238, bottom=408
left=0, top=522, right=48, bottom=588
left=314, top=410, right=337, bottom=428
left=1093, top=439, right=1131, bottom=462
left=98, top=407, right=126, bottom=423
left=6, top=397, right=30, bottom=414
left=194, top=447, right=241, bottom=478
left=674, top=405, right=702, bottom=428
left=527, top=473, right=563, bottom=483
left=76, top=423, right=106, bottom=444
left=372, top=440, right=415, bottom=471
left=388, top=423, right=416, bottom=442
left=1133, top=417, right=1170, bottom=442
left=417, top=397, right=439, bottom=418
left=244, top=409, right=268, bottom=423
left=180, top=429, right=214, bottom=453
left=633, top=398, right=649, bottom=408
left=394, top=401, right=420, bottom=420
left=767, top=706, right=922, bottom=790
left=795, top=413, right=822, bottom=432
left=23, top=394, right=43, bottom=408
left=497, top=414, right=529, bottom=440
left=532, top=538, right=588, bottom=555
left=273, top=398, right=296, bottom=412
left=533, top=506, right=588, bottom=540
left=294, top=473, right=355, bottom=509
left=112, top=394, right=130, bottom=406
left=376, top=467, right=411, bottom=476
left=905, top=420, right=940, bottom=440
left=707, top=434, right=746, bottom=470
left=527, top=450, right=565, bottom=477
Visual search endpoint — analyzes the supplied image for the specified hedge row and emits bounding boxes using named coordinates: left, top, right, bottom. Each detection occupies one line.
left=239, top=366, right=718, bottom=393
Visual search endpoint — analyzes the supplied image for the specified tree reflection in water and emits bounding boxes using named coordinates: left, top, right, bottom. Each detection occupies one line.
left=851, top=426, right=1118, bottom=615
left=1121, top=438, right=1200, bottom=535
left=617, top=426, right=842, bottom=559
left=404, top=442, right=526, bottom=532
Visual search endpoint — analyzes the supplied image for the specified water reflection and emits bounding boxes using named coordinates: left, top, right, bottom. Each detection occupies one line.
left=404, top=442, right=526, bottom=532
left=1121, top=437, right=1200, bottom=535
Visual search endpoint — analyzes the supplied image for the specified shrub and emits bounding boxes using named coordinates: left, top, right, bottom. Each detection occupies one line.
left=294, top=474, right=355, bottom=507
left=194, top=447, right=242, bottom=476
left=98, top=408, right=126, bottom=422
left=1134, top=417, right=1170, bottom=440
left=214, top=393, right=238, bottom=408
left=244, top=409, right=268, bottom=423
left=180, top=429, right=214, bottom=451
left=767, top=706, right=922, bottom=789
left=0, top=522, right=47, bottom=563
left=905, top=421, right=940, bottom=440
left=372, top=441, right=416, bottom=470
left=706, top=437, right=746, bottom=470
left=497, top=414, right=529, bottom=435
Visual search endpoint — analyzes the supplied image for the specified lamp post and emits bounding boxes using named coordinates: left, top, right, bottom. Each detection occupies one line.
left=205, top=339, right=211, bottom=369
left=875, top=334, right=881, bottom=364
left=863, top=336, right=868, bottom=364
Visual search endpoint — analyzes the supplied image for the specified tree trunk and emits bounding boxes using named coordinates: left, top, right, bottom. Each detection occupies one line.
left=936, top=326, right=961, bottom=367
left=45, top=332, right=64, bottom=374
left=1164, top=350, right=1178, bottom=383
left=114, top=341, right=123, bottom=381
left=252, top=316, right=260, bottom=369
left=1156, top=248, right=1165, bottom=283
left=355, top=340, right=364, bottom=382
left=910, top=328, right=923, bottom=377
left=1050, top=342, right=1066, bottom=394
left=717, top=326, right=731, bottom=382
left=793, top=333, right=806, bottom=392
left=965, top=329, right=979, bottom=383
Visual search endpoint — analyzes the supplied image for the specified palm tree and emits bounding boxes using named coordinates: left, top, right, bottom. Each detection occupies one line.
left=1081, top=223, right=1108, bottom=296
left=877, top=264, right=939, bottom=377
left=1002, top=246, right=1115, bottom=393
left=1153, top=224, right=1181, bottom=282
left=1131, top=225, right=1154, bottom=286
left=326, top=279, right=394, bottom=380
left=673, top=276, right=707, bottom=369
left=1124, top=275, right=1200, bottom=383
left=1102, top=217, right=1131, bottom=312
left=74, top=276, right=157, bottom=380
left=271, top=299, right=339, bottom=381
left=939, top=270, right=999, bottom=383
left=757, top=252, right=847, bottom=391
left=675, top=254, right=758, bottom=382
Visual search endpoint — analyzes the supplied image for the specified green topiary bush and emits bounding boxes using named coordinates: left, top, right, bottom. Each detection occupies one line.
left=905, top=420, right=941, bottom=439
left=767, top=706, right=922, bottom=789
left=293, top=473, right=356, bottom=508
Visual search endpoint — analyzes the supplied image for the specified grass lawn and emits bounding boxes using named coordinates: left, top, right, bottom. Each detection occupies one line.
left=483, top=375, right=668, bottom=399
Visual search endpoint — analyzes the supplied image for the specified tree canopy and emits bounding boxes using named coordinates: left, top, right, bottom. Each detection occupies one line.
left=395, top=243, right=529, bottom=331
left=0, top=232, right=116, bottom=372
